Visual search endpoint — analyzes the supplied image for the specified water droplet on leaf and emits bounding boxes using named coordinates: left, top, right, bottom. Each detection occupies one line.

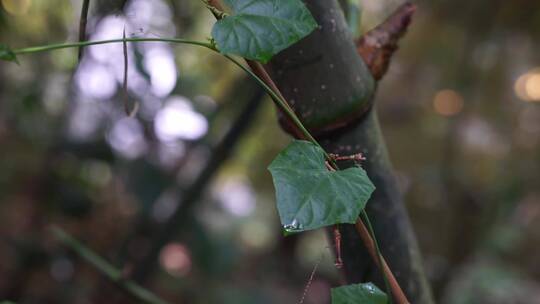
left=282, top=218, right=303, bottom=234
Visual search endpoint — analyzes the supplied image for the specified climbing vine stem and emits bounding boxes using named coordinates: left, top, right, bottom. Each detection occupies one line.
left=11, top=33, right=408, bottom=303
left=13, top=37, right=215, bottom=55
left=361, top=210, right=393, bottom=303
left=12, top=38, right=329, bottom=160
left=356, top=213, right=409, bottom=303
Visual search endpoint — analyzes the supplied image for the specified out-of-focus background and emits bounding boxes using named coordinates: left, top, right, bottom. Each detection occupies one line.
left=1, top=0, right=539, bottom=303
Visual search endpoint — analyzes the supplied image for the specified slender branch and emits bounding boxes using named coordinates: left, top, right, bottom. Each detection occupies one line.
left=298, top=257, right=322, bottom=304
left=122, top=29, right=130, bottom=115
left=10, top=37, right=316, bottom=153
left=201, top=0, right=336, bottom=166
left=324, top=166, right=408, bottom=304
left=10, top=36, right=323, bottom=161
left=241, top=56, right=412, bottom=304
left=78, top=0, right=91, bottom=61
left=355, top=217, right=409, bottom=304
left=10, top=35, right=327, bottom=164
left=50, top=226, right=170, bottom=304
left=360, top=210, right=393, bottom=303
left=224, top=56, right=319, bottom=145
left=13, top=37, right=214, bottom=55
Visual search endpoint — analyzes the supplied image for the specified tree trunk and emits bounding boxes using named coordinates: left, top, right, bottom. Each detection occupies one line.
left=268, top=1, right=434, bottom=303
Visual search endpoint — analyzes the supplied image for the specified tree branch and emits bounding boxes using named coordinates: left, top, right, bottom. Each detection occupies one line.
left=50, top=226, right=170, bottom=304
left=356, top=2, right=416, bottom=80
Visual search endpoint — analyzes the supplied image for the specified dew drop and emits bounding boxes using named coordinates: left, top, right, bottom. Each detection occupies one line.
left=283, top=218, right=303, bottom=234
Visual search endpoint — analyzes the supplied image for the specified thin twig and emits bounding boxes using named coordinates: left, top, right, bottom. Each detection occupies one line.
left=13, top=38, right=214, bottom=55
left=245, top=61, right=311, bottom=140
left=355, top=218, right=409, bottom=304
left=298, top=257, right=322, bottom=304
left=324, top=167, right=407, bottom=304
left=361, top=210, right=393, bottom=303
left=122, top=28, right=130, bottom=115
left=78, top=0, right=91, bottom=61
left=202, top=0, right=324, bottom=149
left=50, top=226, right=170, bottom=304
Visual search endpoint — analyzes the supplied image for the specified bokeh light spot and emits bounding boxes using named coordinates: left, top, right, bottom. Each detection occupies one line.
left=525, top=74, right=540, bottom=101
left=144, top=47, right=178, bottom=97
left=216, top=178, right=255, bottom=217
left=159, top=243, right=192, bottom=277
left=433, top=89, right=464, bottom=116
left=2, top=0, right=31, bottom=15
left=154, top=96, right=208, bottom=141
left=108, top=118, right=147, bottom=159
left=76, top=63, right=117, bottom=100
left=88, top=16, right=126, bottom=64
left=514, top=68, right=540, bottom=102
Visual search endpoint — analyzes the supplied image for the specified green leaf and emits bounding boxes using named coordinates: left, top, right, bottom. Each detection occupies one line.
left=268, top=140, right=375, bottom=233
left=211, top=0, right=317, bottom=63
left=331, top=283, right=388, bottom=304
left=0, top=44, right=18, bottom=64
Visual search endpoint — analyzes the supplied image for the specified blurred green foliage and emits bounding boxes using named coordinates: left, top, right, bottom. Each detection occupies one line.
left=1, top=0, right=540, bottom=303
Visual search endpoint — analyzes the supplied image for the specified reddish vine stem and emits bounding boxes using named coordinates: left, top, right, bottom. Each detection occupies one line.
left=332, top=225, right=343, bottom=268
left=326, top=165, right=408, bottom=303
left=206, top=1, right=305, bottom=140
left=250, top=45, right=411, bottom=304
left=245, top=61, right=306, bottom=140
left=205, top=1, right=409, bottom=303
left=355, top=219, right=409, bottom=304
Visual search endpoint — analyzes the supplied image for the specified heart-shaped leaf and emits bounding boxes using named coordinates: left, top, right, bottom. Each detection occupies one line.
left=268, top=140, right=375, bottom=233
left=211, top=0, right=317, bottom=63
left=331, top=283, right=388, bottom=304
left=0, top=44, right=19, bottom=64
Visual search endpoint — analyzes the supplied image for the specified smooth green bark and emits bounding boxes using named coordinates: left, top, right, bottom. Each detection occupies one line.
left=269, top=1, right=434, bottom=303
